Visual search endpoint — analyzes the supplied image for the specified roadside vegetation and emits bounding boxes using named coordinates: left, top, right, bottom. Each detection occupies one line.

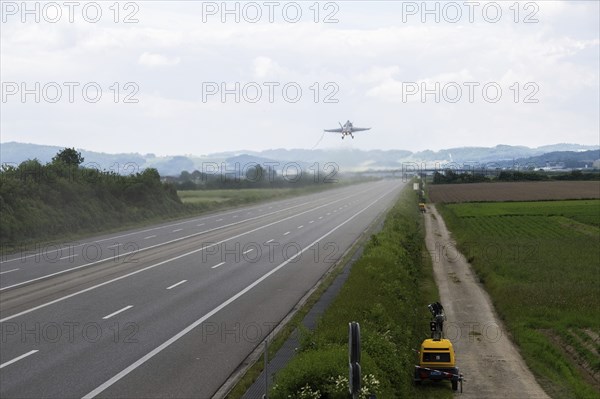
left=0, top=149, right=369, bottom=250
left=0, top=148, right=183, bottom=248
left=267, top=185, right=452, bottom=399
left=437, top=200, right=600, bottom=398
left=172, top=163, right=356, bottom=190
left=177, top=181, right=366, bottom=211
left=431, top=169, right=599, bottom=184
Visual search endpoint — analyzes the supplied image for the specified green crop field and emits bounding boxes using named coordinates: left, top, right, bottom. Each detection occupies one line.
left=438, top=200, right=600, bottom=398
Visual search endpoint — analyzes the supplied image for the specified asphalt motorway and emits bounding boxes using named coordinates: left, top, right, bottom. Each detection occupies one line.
left=0, top=179, right=405, bottom=398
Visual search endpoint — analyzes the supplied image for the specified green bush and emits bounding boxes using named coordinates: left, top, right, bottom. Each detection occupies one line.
left=269, top=185, right=449, bottom=399
left=271, top=347, right=388, bottom=399
left=0, top=151, right=186, bottom=246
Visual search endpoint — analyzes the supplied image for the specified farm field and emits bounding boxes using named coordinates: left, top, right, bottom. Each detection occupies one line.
left=178, top=188, right=296, bottom=205
left=428, top=181, right=600, bottom=203
left=438, top=200, right=600, bottom=398
left=177, top=186, right=338, bottom=210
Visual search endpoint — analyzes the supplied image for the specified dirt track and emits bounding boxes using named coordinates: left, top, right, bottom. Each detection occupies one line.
left=423, top=204, right=550, bottom=398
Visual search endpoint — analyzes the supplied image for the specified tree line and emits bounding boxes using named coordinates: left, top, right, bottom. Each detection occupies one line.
left=0, top=148, right=182, bottom=245
left=432, top=169, right=599, bottom=184
left=171, top=164, right=339, bottom=190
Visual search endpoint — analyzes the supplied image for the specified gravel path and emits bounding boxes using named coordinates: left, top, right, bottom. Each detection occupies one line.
left=423, top=204, right=550, bottom=398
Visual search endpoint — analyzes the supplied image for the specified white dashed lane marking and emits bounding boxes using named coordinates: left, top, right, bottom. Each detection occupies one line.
left=0, top=268, right=19, bottom=275
left=211, top=262, right=226, bottom=269
left=166, top=280, right=187, bottom=290
left=102, top=305, right=133, bottom=320
left=0, top=350, right=39, bottom=370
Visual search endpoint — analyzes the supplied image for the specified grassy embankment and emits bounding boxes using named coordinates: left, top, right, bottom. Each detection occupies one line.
left=437, top=200, right=600, bottom=398
left=261, top=186, right=452, bottom=399
left=0, top=160, right=352, bottom=249
left=177, top=184, right=349, bottom=209
left=0, top=161, right=183, bottom=248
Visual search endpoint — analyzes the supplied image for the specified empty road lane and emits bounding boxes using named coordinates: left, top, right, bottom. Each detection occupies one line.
left=0, top=180, right=405, bottom=398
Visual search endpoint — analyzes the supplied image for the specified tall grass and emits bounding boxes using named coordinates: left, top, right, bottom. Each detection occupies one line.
left=269, top=186, right=452, bottom=399
left=438, top=200, right=600, bottom=398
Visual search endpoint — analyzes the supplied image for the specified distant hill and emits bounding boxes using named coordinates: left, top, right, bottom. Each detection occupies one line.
left=1, top=142, right=598, bottom=176
left=0, top=142, right=149, bottom=174
left=495, top=150, right=600, bottom=169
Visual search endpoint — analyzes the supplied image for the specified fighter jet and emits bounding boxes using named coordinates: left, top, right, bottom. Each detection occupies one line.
left=324, top=120, right=371, bottom=139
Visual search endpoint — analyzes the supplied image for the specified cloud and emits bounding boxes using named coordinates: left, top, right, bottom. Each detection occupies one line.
left=1, top=1, right=598, bottom=154
left=252, top=56, right=285, bottom=79
left=138, top=52, right=181, bottom=67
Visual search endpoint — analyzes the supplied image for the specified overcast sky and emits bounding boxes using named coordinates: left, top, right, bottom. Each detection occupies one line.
left=1, top=1, right=599, bottom=156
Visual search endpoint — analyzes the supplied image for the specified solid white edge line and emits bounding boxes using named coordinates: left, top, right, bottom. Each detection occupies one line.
left=211, top=262, right=226, bottom=269
left=0, top=251, right=136, bottom=292
left=0, top=350, right=39, bottom=370
left=0, top=182, right=375, bottom=265
left=0, top=183, right=381, bottom=320
left=0, top=197, right=340, bottom=321
left=0, top=196, right=307, bottom=265
left=166, top=280, right=187, bottom=290
left=0, top=198, right=323, bottom=291
left=102, top=305, right=133, bottom=320
left=0, top=268, right=20, bottom=275
left=82, top=184, right=400, bottom=399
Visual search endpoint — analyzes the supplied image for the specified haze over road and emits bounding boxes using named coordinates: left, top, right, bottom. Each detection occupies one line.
left=0, top=180, right=405, bottom=398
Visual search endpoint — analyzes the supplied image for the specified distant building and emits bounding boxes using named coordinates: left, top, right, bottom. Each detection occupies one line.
left=539, top=161, right=566, bottom=171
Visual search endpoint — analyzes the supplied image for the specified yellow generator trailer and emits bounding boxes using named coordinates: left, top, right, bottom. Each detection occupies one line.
left=414, top=302, right=463, bottom=391
left=414, top=338, right=461, bottom=390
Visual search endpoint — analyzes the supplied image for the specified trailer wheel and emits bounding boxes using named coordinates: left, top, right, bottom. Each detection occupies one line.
left=451, top=380, right=458, bottom=391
